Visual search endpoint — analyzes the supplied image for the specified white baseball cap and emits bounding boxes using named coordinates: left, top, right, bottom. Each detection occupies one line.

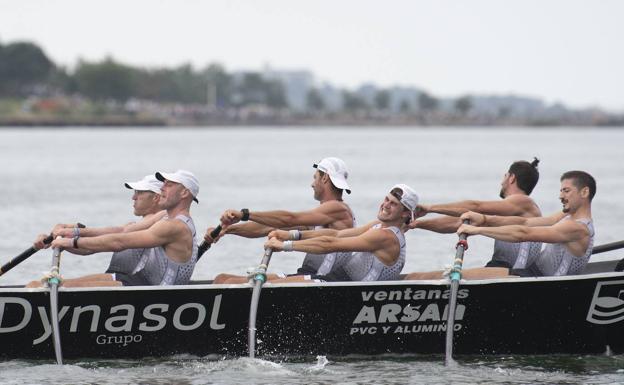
left=313, top=157, right=351, bottom=194
left=124, top=174, right=163, bottom=194
left=155, top=170, right=200, bottom=203
left=390, top=184, right=419, bottom=220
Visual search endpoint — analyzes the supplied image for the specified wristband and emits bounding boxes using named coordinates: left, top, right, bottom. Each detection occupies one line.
left=482, top=213, right=487, bottom=225
left=72, top=227, right=81, bottom=237
left=283, top=240, right=294, bottom=251
left=289, top=229, right=301, bottom=240
left=241, top=208, right=250, bottom=221
left=72, top=236, right=80, bottom=249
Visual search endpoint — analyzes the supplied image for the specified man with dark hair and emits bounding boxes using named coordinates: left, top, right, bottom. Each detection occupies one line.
left=405, top=158, right=542, bottom=279
left=209, top=157, right=356, bottom=284
left=457, top=170, right=596, bottom=277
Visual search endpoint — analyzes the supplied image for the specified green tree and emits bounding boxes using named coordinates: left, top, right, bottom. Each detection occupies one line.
left=74, top=57, right=137, bottom=101
left=0, top=41, right=54, bottom=95
left=306, top=88, right=325, bottom=111
left=342, top=91, right=368, bottom=111
left=374, top=90, right=390, bottom=110
left=418, top=92, right=438, bottom=111
left=203, top=63, right=232, bottom=107
left=455, top=95, right=472, bottom=114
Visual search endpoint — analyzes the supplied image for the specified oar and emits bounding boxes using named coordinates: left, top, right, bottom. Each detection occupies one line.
left=1, top=223, right=86, bottom=277
left=445, top=219, right=469, bottom=366
left=248, top=247, right=273, bottom=358
left=592, top=240, right=624, bottom=255
left=48, top=238, right=64, bottom=365
left=0, top=235, right=54, bottom=277
left=197, top=225, right=222, bottom=260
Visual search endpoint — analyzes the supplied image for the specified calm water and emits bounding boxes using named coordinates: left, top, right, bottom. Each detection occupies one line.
left=1, top=126, right=623, bottom=383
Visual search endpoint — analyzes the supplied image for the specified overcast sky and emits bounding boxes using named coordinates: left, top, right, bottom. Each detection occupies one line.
left=1, top=0, right=622, bottom=111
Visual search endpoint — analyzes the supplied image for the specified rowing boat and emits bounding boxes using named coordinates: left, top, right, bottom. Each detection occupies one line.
left=1, top=258, right=623, bottom=360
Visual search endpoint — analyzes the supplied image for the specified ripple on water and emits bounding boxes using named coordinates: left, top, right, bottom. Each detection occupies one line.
left=0, top=354, right=624, bottom=385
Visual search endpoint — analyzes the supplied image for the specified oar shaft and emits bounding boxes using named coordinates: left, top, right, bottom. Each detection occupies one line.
left=248, top=248, right=273, bottom=358
left=197, top=225, right=223, bottom=259
left=445, top=220, right=469, bottom=366
left=0, top=235, right=54, bottom=277
left=49, top=244, right=63, bottom=365
left=592, top=240, right=624, bottom=255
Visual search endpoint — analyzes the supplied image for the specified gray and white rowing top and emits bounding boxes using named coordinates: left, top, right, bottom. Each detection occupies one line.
left=492, top=239, right=543, bottom=269
left=341, top=224, right=406, bottom=281
left=535, top=216, right=594, bottom=276
left=129, top=214, right=198, bottom=285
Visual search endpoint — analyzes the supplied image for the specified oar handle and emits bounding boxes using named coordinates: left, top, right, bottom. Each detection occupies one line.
left=0, top=234, right=55, bottom=277
left=197, top=225, right=223, bottom=259
left=449, top=219, right=470, bottom=282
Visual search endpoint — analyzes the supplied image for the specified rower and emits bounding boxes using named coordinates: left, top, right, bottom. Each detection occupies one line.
left=29, top=174, right=166, bottom=286
left=405, top=158, right=543, bottom=280
left=28, top=170, right=200, bottom=287
left=265, top=184, right=418, bottom=282
left=209, top=157, right=356, bottom=284
left=454, top=170, right=596, bottom=278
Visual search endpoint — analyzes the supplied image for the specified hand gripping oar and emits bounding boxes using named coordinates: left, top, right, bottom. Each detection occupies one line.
left=197, top=225, right=222, bottom=260
left=445, top=219, right=469, bottom=366
left=1, top=223, right=85, bottom=277
left=0, top=235, right=54, bottom=277
left=248, top=247, right=273, bottom=358
left=48, top=238, right=64, bottom=365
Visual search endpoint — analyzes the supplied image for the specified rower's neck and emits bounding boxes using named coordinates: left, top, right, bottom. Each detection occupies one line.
left=166, top=206, right=191, bottom=219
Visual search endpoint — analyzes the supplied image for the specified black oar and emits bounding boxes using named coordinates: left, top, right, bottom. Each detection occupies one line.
left=1, top=223, right=86, bottom=277
left=445, top=219, right=469, bottom=366
left=248, top=247, right=273, bottom=358
left=0, top=235, right=54, bottom=277
left=592, top=240, right=624, bottom=255
left=197, top=225, right=222, bottom=260
left=48, top=239, right=64, bottom=365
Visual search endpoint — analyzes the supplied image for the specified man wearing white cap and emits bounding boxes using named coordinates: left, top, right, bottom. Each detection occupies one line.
left=209, top=157, right=356, bottom=284
left=39, top=170, right=200, bottom=287
left=29, top=174, right=166, bottom=287
left=265, top=184, right=418, bottom=282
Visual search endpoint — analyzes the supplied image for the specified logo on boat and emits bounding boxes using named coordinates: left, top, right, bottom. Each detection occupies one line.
left=586, top=280, right=624, bottom=325
left=0, top=295, right=226, bottom=345
left=350, top=288, right=469, bottom=335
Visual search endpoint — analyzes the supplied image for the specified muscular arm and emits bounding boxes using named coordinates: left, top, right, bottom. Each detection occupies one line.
left=411, top=216, right=461, bottom=234
left=225, top=222, right=280, bottom=238
left=481, top=211, right=565, bottom=228
left=53, top=220, right=181, bottom=253
left=269, top=227, right=398, bottom=265
left=460, top=219, right=588, bottom=252
left=428, top=195, right=537, bottom=217
left=300, top=220, right=379, bottom=239
left=249, top=201, right=351, bottom=229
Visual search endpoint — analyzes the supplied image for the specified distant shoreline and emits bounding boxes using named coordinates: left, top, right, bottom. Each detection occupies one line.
left=1, top=122, right=622, bottom=129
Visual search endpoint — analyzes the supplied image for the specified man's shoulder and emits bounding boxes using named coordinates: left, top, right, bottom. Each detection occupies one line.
left=318, top=200, right=351, bottom=212
left=155, top=216, right=190, bottom=233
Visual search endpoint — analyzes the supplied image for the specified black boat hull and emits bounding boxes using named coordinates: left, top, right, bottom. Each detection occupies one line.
left=1, top=272, right=623, bottom=359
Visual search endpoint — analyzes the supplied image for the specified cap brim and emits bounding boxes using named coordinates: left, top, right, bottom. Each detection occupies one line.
left=328, top=175, right=351, bottom=194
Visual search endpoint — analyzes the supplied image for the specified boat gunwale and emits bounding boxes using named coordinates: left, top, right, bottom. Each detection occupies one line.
left=2, top=269, right=623, bottom=293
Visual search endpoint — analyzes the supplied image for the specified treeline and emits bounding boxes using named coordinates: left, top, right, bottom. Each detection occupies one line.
left=0, top=40, right=287, bottom=108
